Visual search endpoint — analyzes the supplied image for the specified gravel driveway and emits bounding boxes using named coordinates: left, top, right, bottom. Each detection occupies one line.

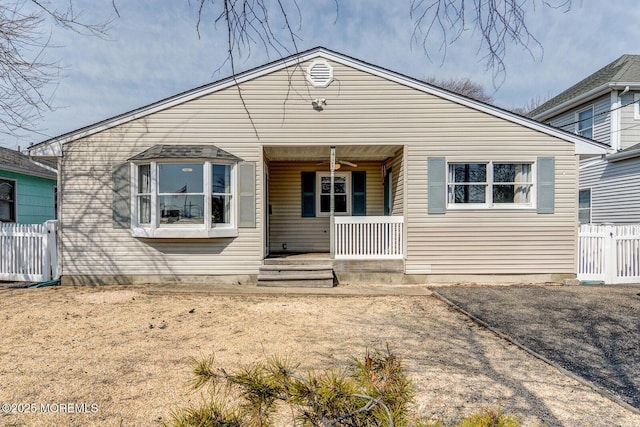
left=430, top=284, right=640, bottom=411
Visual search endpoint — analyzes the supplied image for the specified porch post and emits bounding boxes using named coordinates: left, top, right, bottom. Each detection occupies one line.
left=330, top=146, right=335, bottom=259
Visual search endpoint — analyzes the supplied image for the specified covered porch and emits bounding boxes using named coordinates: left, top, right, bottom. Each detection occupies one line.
left=263, top=145, right=405, bottom=262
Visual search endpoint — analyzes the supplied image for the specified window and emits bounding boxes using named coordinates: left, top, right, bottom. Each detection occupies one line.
left=447, top=162, right=533, bottom=208
left=131, top=161, right=237, bottom=238
left=317, top=172, right=350, bottom=215
left=578, top=189, right=591, bottom=224
left=577, top=107, right=594, bottom=138
left=302, top=171, right=366, bottom=217
left=0, top=178, right=16, bottom=222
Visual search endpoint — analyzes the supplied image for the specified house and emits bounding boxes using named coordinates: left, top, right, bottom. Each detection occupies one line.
left=26, top=47, right=607, bottom=286
left=0, top=146, right=57, bottom=224
left=531, top=55, right=640, bottom=225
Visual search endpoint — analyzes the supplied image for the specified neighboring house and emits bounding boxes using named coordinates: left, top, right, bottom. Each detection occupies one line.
left=0, top=146, right=57, bottom=224
left=26, top=47, right=606, bottom=286
left=531, top=54, right=640, bottom=225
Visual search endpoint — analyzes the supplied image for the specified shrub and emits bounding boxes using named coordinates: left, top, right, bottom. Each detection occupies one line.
left=166, top=349, right=522, bottom=427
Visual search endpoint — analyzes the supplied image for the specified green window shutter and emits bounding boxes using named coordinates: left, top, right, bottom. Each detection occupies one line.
left=301, top=172, right=316, bottom=217
left=537, top=157, right=555, bottom=214
left=112, top=162, right=131, bottom=229
left=238, top=162, right=256, bottom=228
left=428, top=157, right=446, bottom=214
left=352, top=171, right=366, bottom=216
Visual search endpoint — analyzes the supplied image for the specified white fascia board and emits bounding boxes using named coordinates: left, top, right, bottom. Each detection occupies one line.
left=27, top=140, right=63, bottom=157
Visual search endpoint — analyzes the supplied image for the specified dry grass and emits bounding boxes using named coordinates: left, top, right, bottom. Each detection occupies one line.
left=0, top=284, right=638, bottom=427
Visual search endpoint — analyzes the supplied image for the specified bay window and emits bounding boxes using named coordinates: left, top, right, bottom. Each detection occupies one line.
left=448, top=162, right=534, bottom=208
left=130, top=160, right=237, bottom=238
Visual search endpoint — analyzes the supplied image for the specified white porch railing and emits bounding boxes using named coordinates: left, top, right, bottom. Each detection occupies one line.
left=577, top=224, right=640, bottom=284
left=0, top=220, right=58, bottom=282
left=334, top=216, right=404, bottom=259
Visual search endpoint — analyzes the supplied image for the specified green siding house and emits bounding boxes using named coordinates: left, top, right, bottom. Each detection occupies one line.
left=0, top=147, right=57, bottom=224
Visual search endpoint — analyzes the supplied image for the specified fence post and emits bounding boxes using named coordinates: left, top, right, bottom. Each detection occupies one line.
left=46, top=220, right=58, bottom=280
left=603, top=225, right=615, bottom=284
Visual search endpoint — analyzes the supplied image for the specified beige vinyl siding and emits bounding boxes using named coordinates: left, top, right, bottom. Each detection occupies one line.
left=268, top=161, right=384, bottom=253
left=406, top=131, right=577, bottom=275
left=388, top=147, right=404, bottom=216
left=60, top=134, right=262, bottom=277
left=59, top=56, right=581, bottom=279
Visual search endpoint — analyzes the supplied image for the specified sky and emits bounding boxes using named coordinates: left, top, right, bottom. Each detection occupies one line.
left=3, top=0, right=640, bottom=149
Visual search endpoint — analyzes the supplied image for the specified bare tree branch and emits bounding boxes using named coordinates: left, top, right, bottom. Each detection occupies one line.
left=424, top=75, right=494, bottom=103
left=0, top=0, right=114, bottom=139
left=410, top=0, right=573, bottom=87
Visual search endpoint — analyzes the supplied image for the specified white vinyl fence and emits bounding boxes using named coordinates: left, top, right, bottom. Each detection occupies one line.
left=577, top=224, right=640, bottom=284
left=0, top=220, right=58, bottom=282
left=334, top=216, right=404, bottom=259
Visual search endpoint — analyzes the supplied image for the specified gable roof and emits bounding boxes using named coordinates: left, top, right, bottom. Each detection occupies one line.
left=0, top=146, right=56, bottom=180
left=531, top=55, right=640, bottom=120
left=26, top=46, right=608, bottom=157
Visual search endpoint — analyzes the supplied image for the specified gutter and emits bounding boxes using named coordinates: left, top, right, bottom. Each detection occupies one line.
left=606, top=148, right=640, bottom=162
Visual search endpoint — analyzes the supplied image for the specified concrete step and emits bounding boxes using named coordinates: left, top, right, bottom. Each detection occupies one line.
left=257, top=264, right=335, bottom=288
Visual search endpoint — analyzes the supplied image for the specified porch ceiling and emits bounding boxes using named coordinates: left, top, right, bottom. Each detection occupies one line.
left=263, top=145, right=400, bottom=162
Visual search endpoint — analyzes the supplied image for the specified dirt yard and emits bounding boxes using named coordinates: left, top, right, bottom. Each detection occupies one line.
left=0, top=284, right=638, bottom=427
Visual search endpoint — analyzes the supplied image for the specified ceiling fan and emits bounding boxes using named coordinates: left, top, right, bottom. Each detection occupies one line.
left=316, top=159, right=358, bottom=170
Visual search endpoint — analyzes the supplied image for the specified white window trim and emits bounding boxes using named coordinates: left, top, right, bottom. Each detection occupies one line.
left=578, top=188, right=592, bottom=224
left=130, top=160, right=238, bottom=238
left=446, top=161, right=536, bottom=210
left=634, top=93, right=640, bottom=120
left=576, top=106, right=594, bottom=138
left=316, top=171, right=351, bottom=216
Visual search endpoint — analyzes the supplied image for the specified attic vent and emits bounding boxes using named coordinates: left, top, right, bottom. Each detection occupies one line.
left=306, top=60, right=333, bottom=88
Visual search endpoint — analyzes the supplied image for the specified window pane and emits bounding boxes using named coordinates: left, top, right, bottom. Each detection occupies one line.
left=0, top=201, right=13, bottom=222
left=320, top=195, right=347, bottom=213
left=212, top=164, right=231, bottom=194
left=321, top=176, right=346, bottom=194
left=335, top=195, right=347, bottom=212
left=579, top=209, right=591, bottom=224
left=138, top=164, right=151, bottom=193
left=493, top=184, right=531, bottom=204
left=451, top=164, right=486, bottom=183
left=450, top=185, right=486, bottom=203
left=212, top=195, right=231, bottom=224
left=493, top=185, right=515, bottom=203
left=0, top=180, right=14, bottom=201
left=159, top=195, right=204, bottom=224
left=0, top=180, right=15, bottom=222
left=578, top=109, right=593, bottom=138
left=158, top=164, right=203, bottom=194
left=138, top=196, right=151, bottom=224
left=320, top=194, right=330, bottom=212
left=579, top=189, right=591, bottom=208
left=494, top=163, right=531, bottom=183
